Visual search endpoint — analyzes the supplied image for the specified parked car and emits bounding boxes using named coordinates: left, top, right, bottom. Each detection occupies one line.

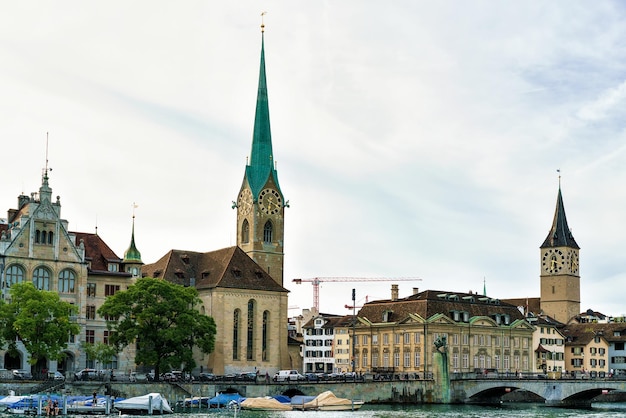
left=304, top=373, right=319, bottom=381
left=47, top=371, right=65, bottom=381
left=236, top=372, right=257, bottom=382
left=273, top=369, right=305, bottom=382
left=12, top=369, right=32, bottom=380
left=74, top=368, right=98, bottom=381
left=198, top=372, right=216, bottom=382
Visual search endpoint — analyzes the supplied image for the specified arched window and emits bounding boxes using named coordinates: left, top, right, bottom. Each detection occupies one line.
left=35, top=230, right=41, bottom=243
left=48, top=231, right=54, bottom=244
left=33, top=267, right=51, bottom=290
left=233, top=309, right=240, bottom=360
left=6, top=265, right=25, bottom=287
left=58, top=269, right=76, bottom=293
left=242, top=219, right=250, bottom=244
left=247, top=299, right=255, bottom=360
left=262, top=311, right=269, bottom=361
left=263, top=221, right=272, bottom=243
left=41, top=231, right=47, bottom=244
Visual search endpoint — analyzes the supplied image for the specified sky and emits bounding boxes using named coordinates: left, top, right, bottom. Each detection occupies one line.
left=1, top=1, right=626, bottom=317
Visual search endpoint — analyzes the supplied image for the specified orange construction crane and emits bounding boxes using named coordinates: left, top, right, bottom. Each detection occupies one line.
left=292, top=277, right=421, bottom=312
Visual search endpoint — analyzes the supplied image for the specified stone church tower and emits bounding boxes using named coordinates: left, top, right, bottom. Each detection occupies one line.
left=235, top=25, right=286, bottom=287
left=540, top=184, right=580, bottom=323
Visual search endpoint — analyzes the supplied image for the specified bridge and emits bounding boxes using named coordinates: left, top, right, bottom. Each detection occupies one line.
left=451, top=377, right=626, bottom=407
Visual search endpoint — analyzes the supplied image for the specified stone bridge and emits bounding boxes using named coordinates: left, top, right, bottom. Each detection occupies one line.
left=452, top=378, right=626, bottom=407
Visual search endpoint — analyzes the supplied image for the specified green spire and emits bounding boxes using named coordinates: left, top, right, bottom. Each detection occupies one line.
left=123, top=215, right=142, bottom=263
left=245, top=29, right=281, bottom=199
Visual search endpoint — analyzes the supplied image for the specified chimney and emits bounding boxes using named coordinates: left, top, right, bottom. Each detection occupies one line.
left=413, top=287, right=419, bottom=295
left=391, top=284, right=399, bottom=301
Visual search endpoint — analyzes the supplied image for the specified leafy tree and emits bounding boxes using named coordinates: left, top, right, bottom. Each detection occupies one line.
left=81, top=342, right=118, bottom=370
left=0, top=282, right=80, bottom=374
left=98, top=277, right=216, bottom=381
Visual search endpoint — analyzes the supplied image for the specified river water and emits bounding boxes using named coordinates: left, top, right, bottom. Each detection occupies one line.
left=171, top=403, right=626, bottom=418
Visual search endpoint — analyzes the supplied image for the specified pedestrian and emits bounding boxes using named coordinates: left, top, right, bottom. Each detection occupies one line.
left=92, top=391, right=97, bottom=407
left=265, top=371, right=270, bottom=383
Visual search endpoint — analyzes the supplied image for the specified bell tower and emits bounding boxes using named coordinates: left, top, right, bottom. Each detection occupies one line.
left=235, top=22, right=286, bottom=286
left=539, top=181, right=580, bottom=323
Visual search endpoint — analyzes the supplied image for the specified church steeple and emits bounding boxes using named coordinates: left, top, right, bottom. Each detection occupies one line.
left=235, top=21, right=286, bottom=287
left=539, top=179, right=580, bottom=323
left=123, top=206, right=142, bottom=278
left=540, top=186, right=579, bottom=249
left=245, top=25, right=281, bottom=200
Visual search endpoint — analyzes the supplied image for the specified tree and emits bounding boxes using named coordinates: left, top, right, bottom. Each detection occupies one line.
left=0, top=282, right=80, bottom=375
left=98, top=277, right=216, bottom=381
left=82, top=342, right=118, bottom=370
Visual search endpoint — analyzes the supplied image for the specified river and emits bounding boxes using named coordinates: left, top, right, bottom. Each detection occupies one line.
left=172, top=403, right=626, bottom=418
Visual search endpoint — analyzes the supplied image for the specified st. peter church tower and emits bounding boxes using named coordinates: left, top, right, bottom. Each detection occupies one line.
left=539, top=183, right=580, bottom=323
left=235, top=24, right=286, bottom=287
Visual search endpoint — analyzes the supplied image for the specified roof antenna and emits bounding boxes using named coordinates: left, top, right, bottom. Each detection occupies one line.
left=261, top=11, right=267, bottom=32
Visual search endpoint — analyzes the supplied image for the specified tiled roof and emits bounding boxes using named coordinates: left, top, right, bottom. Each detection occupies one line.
left=357, top=290, right=526, bottom=324
left=562, top=322, right=626, bottom=344
left=73, top=232, right=123, bottom=273
left=142, top=246, right=288, bottom=293
left=502, top=297, right=542, bottom=316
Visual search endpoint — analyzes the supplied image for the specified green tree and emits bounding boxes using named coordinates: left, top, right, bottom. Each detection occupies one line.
left=0, top=282, right=80, bottom=374
left=81, top=342, right=118, bottom=370
left=97, top=277, right=216, bottom=381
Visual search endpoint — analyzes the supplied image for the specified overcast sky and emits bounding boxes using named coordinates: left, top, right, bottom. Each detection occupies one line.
left=1, top=1, right=626, bottom=317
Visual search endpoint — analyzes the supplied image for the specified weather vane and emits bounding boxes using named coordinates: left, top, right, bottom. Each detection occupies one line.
left=261, top=11, right=267, bottom=32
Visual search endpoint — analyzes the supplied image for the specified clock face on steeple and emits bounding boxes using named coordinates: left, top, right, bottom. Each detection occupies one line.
left=542, top=248, right=565, bottom=274
left=259, top=188, right=282, bottom=215
left=567, top=250, right=579, bottom=274
left=238, top=189, right=253, bottom=217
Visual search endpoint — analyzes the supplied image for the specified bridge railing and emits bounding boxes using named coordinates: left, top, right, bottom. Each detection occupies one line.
left=451, top=371, right=626, bottom=381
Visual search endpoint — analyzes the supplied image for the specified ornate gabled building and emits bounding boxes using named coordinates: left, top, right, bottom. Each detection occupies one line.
left=0, top=168, right=140, bottom=375
left=354, top=288, right=534, bottom=377
left=540, top=184, right=580, bottom=323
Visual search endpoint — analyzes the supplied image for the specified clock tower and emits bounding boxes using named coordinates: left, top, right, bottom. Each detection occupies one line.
left=235, top=24, right=285, bottom=287
left=539, top=184, right=580, bottom=323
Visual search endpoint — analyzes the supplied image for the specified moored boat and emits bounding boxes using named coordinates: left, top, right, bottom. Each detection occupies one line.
left=240, top=397, right=292, bottom=411
left=115, top=393, right=172, bottom=414
left=291, top=390, right=364, bottom=411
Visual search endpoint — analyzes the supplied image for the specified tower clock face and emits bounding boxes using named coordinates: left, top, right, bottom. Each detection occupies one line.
left=238, top=189, right=252, bottom=216
left=567, top=250, right=579, bottom=274
left=259, top=188, right=282, bottom=215
left=542, top=248, right=565, bottom=274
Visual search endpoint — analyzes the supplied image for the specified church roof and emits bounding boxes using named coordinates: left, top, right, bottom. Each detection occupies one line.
left=357, top=289, right=526, bottom=324
left=142, top=245, right=288, bottom=293
left=244, top=30, right=282, bottom=199
left=541, top=187, right=579, bottom=249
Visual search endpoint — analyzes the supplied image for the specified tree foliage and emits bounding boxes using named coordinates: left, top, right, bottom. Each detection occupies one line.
left=0, top=282, right=80, bottom=367
left=82, top=342, right=118, bottom=368
left=97, top=277, right=216, bottom=380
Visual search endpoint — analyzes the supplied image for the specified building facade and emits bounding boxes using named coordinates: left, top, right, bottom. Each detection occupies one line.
left=354, top=288, right=535, bottom=377
left=0, top=169, right=140, bottom=375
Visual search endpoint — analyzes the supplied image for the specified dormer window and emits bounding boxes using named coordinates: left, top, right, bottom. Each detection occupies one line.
left=181, top=254, right=190, bottom=264
left=232, top=268, right=242, bottom=278
left=382, top=310, right=393, bottom=322
left=108, top=263, right=119, bottom=272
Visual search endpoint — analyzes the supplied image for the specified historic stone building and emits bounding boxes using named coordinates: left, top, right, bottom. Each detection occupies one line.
left=354, top=287, right=535, bottom=377
left=142, top=26, right=290, bottom=375
left=0, top=169, right=140, bottom=375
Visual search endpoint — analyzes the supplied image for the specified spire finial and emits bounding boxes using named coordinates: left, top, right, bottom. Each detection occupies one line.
left=132, top=202, right=138, bottom=219
left=261, top=11, right=267, bottom=33
left=557, top=168, right=561, bottom=188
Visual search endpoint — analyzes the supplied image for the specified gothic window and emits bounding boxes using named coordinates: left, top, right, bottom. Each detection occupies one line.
left=242, top=219, right=250, bottom=244
left=35, top=230, right=41, bottom=243
left=33, top=267, right=51, bottom=290
left=263, top=221, right=273, bottom=243
left=233, top=309, right=240, bottom=360
left=58, top=269, right=76, bottom=293
left=247, top=299, right=255, bottom=360
left=41, top=231, right=47, bottom=244
left=6, top=265, right=25, bottom=287
left=262, top=311, right=269, bottom=361
left=48, top=231, right=53, bottom=244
